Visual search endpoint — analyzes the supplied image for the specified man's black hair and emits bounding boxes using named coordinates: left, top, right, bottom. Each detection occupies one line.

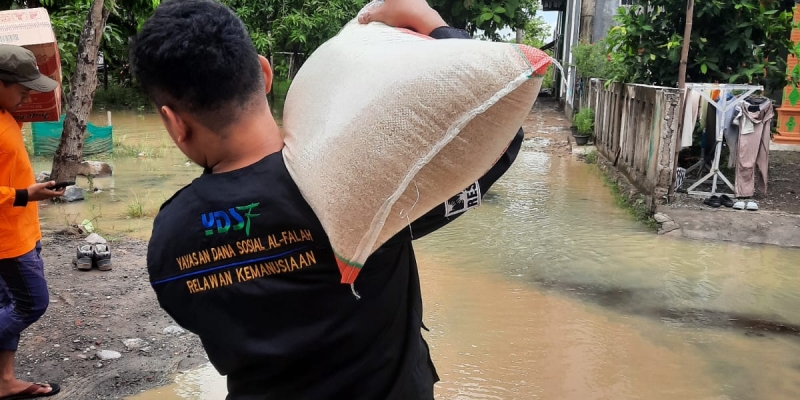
left=129, top=0, right=264, bottom=131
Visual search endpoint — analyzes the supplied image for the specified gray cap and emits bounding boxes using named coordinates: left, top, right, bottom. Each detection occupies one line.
left=0, top=44, right=58, bottom=92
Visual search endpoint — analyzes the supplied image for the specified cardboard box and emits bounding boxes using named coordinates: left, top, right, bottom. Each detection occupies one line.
left=0, top=8, right=62, bottom=123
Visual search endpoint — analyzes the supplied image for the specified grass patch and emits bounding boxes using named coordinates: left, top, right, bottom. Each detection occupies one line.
left=110, top=134, right=171, bottom=158
left=126, top=192, right=146, bottom=219
left=585, top=150, right=597, bottom=164
left=597, top=168, right=657, bottom=230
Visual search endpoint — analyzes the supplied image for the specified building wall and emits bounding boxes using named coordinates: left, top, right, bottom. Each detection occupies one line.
left=593, top=0, right=622, bottom=42
left=557, top=0, right=626, bottom=110
left=562, top=0, right=581, bottom=108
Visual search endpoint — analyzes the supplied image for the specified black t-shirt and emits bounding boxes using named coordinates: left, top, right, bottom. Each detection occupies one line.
left=147, top=27, right=523, bottom=400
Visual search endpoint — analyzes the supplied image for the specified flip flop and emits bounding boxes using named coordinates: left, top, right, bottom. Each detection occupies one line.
left=719, top=194, right=735, bottom=208
left=0, top=383, right=60, bottom=399
left=703, top=195, right=721, bottom=208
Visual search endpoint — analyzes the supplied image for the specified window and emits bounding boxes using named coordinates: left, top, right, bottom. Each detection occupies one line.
left=620, top=0, right=634, bottom=5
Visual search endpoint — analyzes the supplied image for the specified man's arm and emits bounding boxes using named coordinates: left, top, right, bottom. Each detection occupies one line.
left=0, top=182, right=64, bottom=207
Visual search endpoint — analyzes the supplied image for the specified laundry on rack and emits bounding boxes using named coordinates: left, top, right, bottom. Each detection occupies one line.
left=720, top=94, right=741, bottom=168
left=699, top=97, right=708, bottom=131
left=734, top=96, right=773, bottom=198
left=681, top=89, right=702, bottom=148
left=702, top=99, right=716, bottom=163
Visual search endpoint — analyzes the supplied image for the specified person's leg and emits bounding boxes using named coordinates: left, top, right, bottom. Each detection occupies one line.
left=0, top=243, right=55, bottom=397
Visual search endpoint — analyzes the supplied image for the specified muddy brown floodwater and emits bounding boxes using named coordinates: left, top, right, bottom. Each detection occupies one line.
left=27, top=108, right=800, bottom=399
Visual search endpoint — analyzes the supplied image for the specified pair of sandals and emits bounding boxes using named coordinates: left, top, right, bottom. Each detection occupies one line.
left=703, top=194, right=734, bottom=208
left=703, top=195, right=758, bottom=211
left=733, top=200, right=759, bottom=211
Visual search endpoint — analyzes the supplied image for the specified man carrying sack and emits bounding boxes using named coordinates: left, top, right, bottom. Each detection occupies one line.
left=136, top=0, right=526, bottom=398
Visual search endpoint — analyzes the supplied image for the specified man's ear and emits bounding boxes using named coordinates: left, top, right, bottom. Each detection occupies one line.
left=160, top=105, right=190, bottom=143
left=258, top=55, right=274, bottom=95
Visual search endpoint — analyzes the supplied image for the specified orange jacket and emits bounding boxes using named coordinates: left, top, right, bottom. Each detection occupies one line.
left=0, top=110, right=41, bottom=259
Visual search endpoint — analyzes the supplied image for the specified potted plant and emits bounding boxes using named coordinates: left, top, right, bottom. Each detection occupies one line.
left=573, top=108, right=594, bottom=146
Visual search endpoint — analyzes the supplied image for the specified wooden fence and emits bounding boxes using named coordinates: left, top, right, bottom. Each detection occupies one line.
left=578, top=78, right=682, bottom=209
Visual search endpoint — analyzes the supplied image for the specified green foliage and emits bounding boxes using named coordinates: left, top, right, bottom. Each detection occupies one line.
left=574, top=108, right=594, bottom=135
left=540, top=52, right=553, bottom=88
left=598, top=170, right=657, bottom=230
left=93, top=84, right=151, bottom=110
left=222, top=0, right=364, bottom=56
left=430, top=0, right=540, bottom=41
left=585, top=149, right=597, bottom=164
left=520, top=13, right=550, bottom=47
left=126, top=192, right=146, bottom=218
left=604, top=0, right=794, bottom=91
left=571, top=41, right=607, bottom=79
left=270, top=79, right=292, bottom=114
left=570, top=39, right=626, bottom=80
left=49, top=0, right=126, bottom=90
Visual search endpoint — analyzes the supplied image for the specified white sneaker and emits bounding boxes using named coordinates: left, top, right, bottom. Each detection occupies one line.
left=732, top=201, right=745, bottom=210
left=746, top=201, right=758, bottom=211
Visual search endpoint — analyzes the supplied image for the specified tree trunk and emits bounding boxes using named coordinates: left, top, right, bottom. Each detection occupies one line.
left=669, top=0, right=695, bottom=201
left=50, top=0, right=109, bottom=182
left=515, top=28, right=523, bottom=44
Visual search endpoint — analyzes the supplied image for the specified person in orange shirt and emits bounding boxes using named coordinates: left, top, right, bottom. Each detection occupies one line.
left=0, top=44, right=63, bottom=399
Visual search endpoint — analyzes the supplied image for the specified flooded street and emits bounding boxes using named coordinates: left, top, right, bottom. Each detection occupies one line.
left=29, top=111, right=202, bottom=239
left=25, top=111, right=202, bottom=239
left=31, top=110, right=800, bottom=399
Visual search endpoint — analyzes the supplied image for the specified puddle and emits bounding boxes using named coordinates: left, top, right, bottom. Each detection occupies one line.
left=28, top=110, right=201, bottom=240
left=127, top=363, right=226, bottom=400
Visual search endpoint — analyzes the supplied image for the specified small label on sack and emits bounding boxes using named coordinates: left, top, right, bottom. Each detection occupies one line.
left=444, top=181, right=481, bottom=217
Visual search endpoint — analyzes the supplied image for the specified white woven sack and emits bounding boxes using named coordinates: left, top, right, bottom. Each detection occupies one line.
left=282, top=17, right=550, bottom=284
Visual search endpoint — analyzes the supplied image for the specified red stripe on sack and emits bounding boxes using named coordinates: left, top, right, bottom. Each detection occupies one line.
left=517, top=45, right=552, bottom=75
left=336, top=258, right=362, bottom=284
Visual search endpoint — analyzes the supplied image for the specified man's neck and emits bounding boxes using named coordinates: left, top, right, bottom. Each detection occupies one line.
left=209, top=109, right=283, bottom=174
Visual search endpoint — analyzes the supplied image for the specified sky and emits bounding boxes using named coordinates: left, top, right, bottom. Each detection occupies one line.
left=542, top=11, right=559, bottom=41
left=496, top=11, right=560, bottom=42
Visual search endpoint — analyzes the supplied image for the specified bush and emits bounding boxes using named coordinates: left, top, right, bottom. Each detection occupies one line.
left=270, top=79, right=292, bottom=114
left=574, top=108, right=594, bottom=136
left=93, top=85, right=152, bottom=111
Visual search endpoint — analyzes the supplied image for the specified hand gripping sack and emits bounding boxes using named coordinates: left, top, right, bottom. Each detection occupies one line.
left=282, top=19, right=550, bottom=285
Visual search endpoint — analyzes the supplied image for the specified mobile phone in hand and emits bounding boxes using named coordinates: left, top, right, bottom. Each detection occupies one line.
left=49, top=181, right=75, bottom=191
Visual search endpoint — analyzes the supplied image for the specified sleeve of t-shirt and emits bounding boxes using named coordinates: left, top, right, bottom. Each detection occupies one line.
left=0, top=187, right=15, bottom=207
left=0, top=125, right=28, bottom=208
left=428, top=26, right=472, bottom=40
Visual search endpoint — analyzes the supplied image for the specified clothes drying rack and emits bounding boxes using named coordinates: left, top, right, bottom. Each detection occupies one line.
left=683, top=83, right=763, bottom=197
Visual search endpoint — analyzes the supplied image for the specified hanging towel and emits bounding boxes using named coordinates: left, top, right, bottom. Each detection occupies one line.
left=681, top=90, right=702, bottom=148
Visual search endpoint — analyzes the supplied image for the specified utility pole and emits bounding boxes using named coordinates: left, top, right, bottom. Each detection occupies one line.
left=669, top=0, right=695, bottom=201
left=678, top=0, right=694, bottom=89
